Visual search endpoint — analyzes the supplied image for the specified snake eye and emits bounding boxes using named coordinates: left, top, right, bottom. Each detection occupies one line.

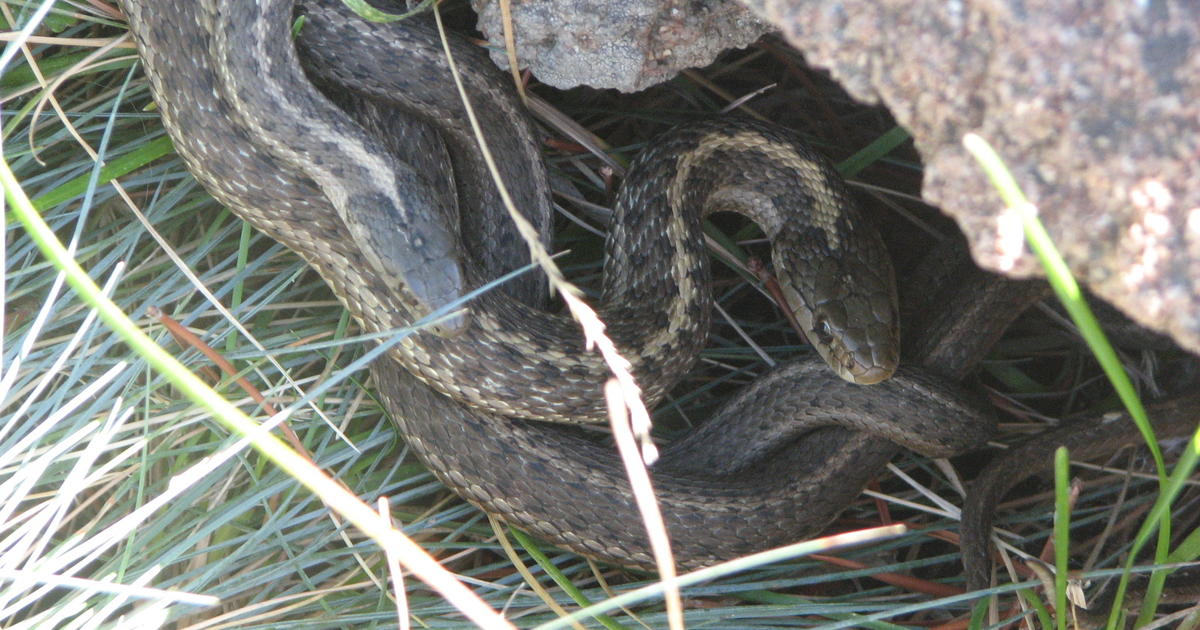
left=812, top=317, right=835, bottom=345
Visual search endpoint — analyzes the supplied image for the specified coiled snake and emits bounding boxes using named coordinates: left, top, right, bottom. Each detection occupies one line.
left=125, top=0, right=1025, bottom=570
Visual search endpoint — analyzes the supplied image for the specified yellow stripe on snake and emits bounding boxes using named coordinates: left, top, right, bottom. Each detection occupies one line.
left=122, top=0, right=1003, bottom=569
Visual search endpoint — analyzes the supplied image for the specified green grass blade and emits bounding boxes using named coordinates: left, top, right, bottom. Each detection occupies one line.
left=962, top=133, right=1196, bottom=628
left=1054, top=447, right=1070, bottom=630
left=29, top=135, right=174, bottom=211
left=508, top=528, right=628, bottom=630
left=837, top=125, right=910, bottom=178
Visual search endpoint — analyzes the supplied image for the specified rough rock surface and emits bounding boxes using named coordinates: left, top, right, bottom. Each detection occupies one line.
left=473, top=0, right=1200, bottom=354
left=469, top=0, right=769, bottom=92
left=738, top=0, right=1200, bottom=354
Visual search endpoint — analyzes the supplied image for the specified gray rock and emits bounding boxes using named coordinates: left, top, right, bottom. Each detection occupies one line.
left=470, top=0, right=770, bottom=92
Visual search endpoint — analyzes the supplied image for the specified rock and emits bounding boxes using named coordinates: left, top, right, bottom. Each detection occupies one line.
left=469, top=0, right=770, bottom=92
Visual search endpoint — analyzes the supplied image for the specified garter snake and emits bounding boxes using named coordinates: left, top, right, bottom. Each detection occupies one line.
left=122, top=0, right=1004, bottom=568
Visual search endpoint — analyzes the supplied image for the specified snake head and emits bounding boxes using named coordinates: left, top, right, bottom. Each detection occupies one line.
left=810, top=298, right=900, bottom=385
left=781, top=248, right=900, bottom=385
left=346, top=190, right=469, bottom=337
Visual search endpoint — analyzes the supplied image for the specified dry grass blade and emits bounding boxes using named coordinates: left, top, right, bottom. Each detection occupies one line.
left=431, top=7, right=683, bottom=629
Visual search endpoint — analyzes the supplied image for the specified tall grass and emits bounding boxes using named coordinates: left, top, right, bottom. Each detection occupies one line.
left=2, top=1, right=1196, bottom=628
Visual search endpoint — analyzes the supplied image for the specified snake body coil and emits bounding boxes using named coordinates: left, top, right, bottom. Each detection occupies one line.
left=123, top=0, right=998, bottom=569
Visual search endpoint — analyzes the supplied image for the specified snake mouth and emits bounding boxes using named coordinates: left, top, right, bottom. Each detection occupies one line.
left=807, top=334, right=898, bottom=385
left=838, top=330, right=901, bottom=385
left=849, top=363, right=893, bottom=385
left=811, top=317, right=900, bottom=385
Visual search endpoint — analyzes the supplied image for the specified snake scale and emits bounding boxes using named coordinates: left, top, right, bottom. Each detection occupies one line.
left=121, top=0, right=1196, bottom=597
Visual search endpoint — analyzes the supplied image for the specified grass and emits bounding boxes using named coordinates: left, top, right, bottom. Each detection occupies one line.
left=2, top=1, right=1198, bottom=628
left=965, top=134, right=1200, bottom=629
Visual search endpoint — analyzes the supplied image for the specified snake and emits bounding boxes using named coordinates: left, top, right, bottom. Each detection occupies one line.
left=119, top=0, right=1194, bottom=589
left=119, top=0, right=1001, bottom=570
